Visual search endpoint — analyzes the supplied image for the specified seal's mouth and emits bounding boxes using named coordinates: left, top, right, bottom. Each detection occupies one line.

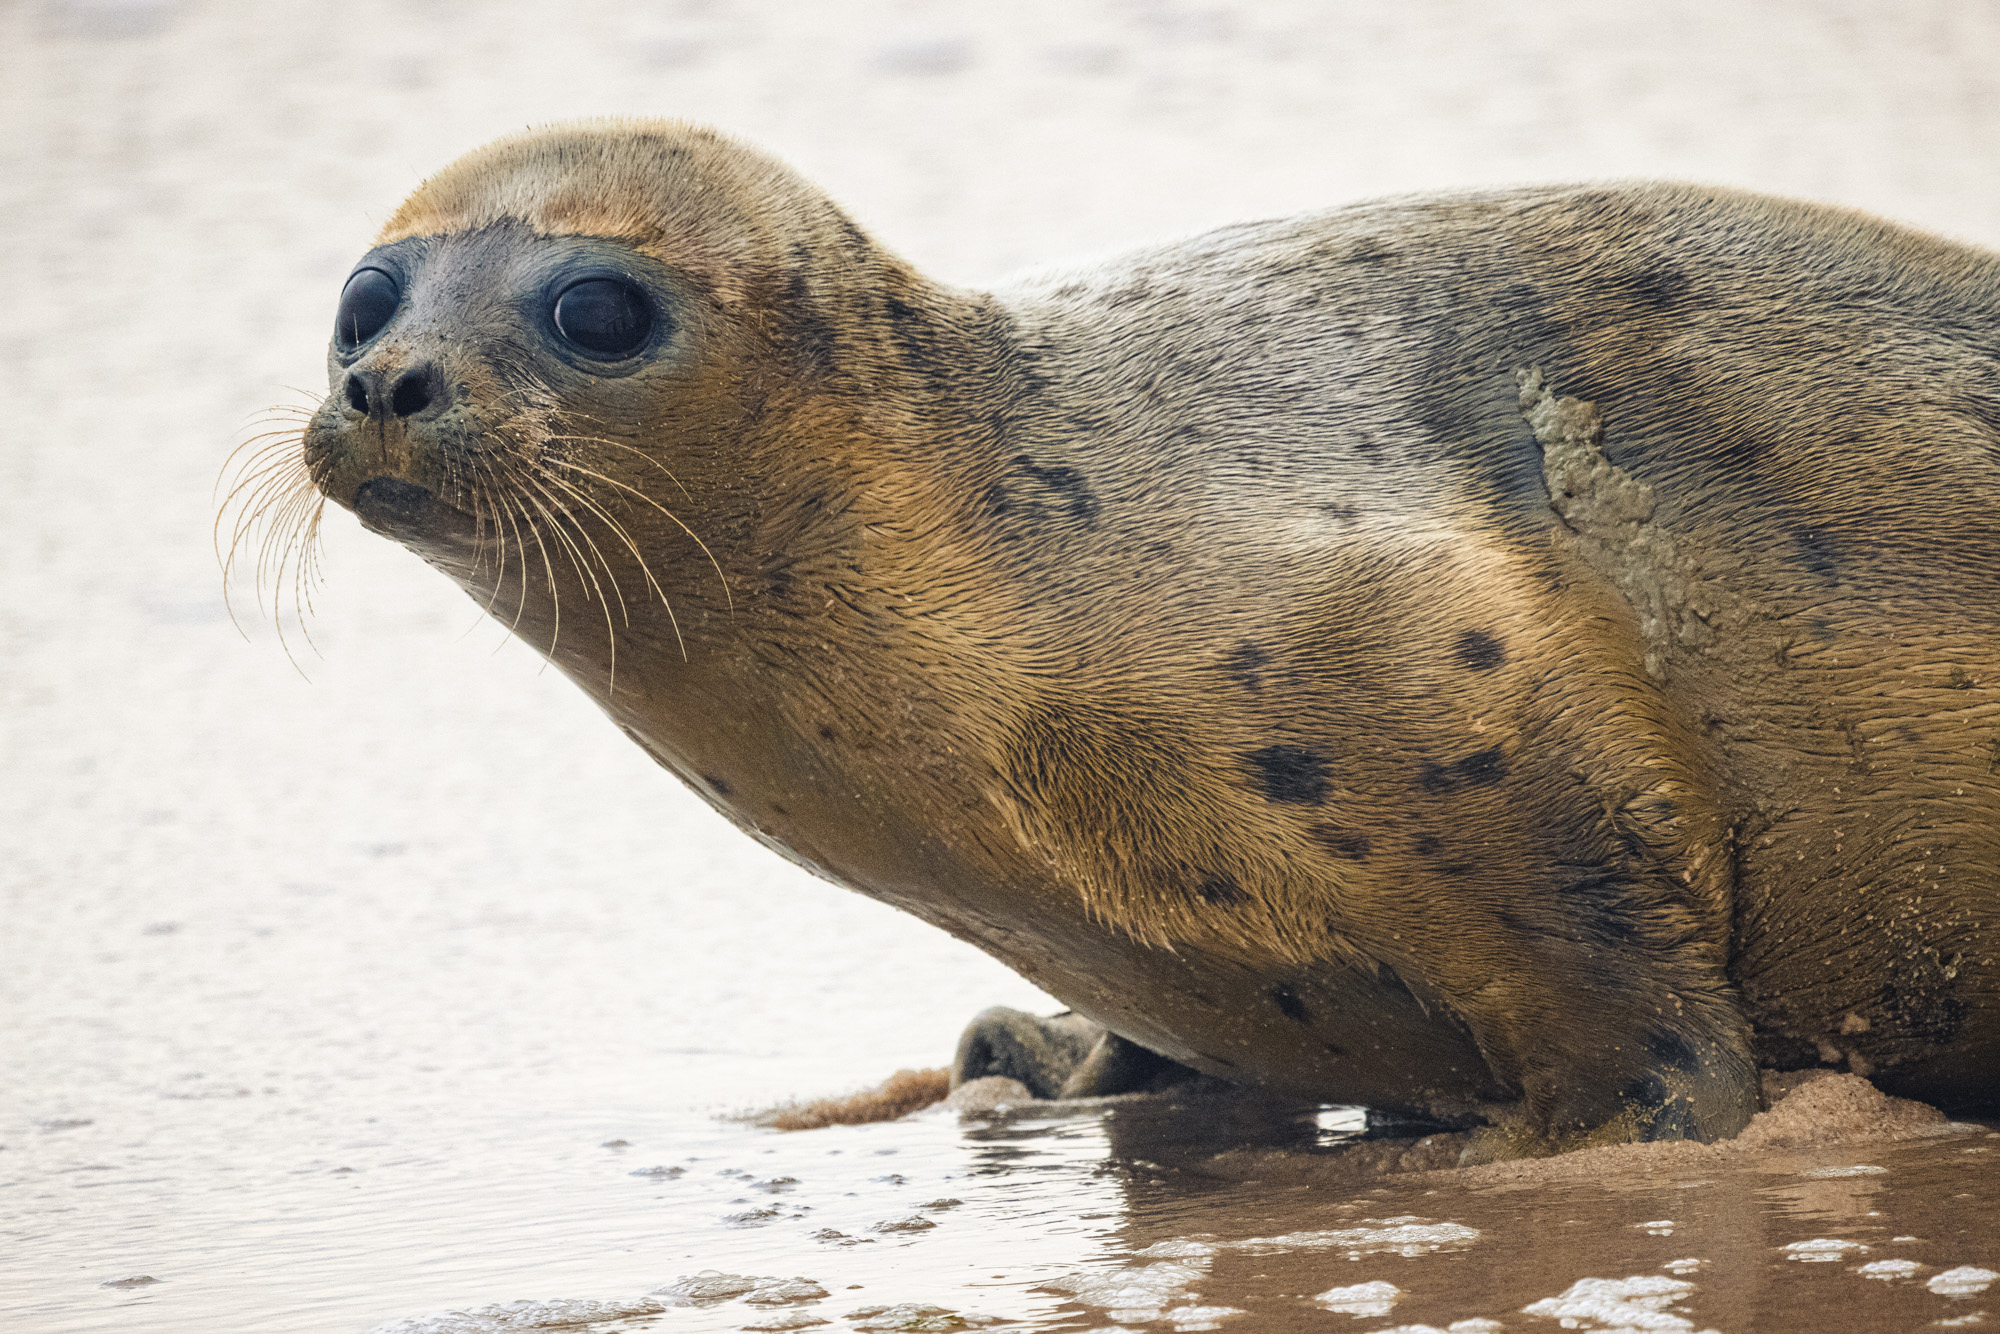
left=351, top=475, right=441, bottom=538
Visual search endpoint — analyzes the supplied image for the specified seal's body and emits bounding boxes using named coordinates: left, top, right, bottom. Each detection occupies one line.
left=296, top=121, right=2000, bottom=1155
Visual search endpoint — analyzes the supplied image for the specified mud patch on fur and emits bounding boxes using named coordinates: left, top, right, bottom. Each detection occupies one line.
left=754, top=1068, right=951, bottom=1130
left=1517, top=367, right=1739, bottom=678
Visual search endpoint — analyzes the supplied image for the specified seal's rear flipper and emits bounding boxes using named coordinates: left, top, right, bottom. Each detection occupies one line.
left=951, top=1007, right=1199, bottom=1099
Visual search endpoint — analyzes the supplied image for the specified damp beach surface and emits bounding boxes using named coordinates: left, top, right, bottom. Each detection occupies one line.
left=8, top=2, right=2000, bottom=1332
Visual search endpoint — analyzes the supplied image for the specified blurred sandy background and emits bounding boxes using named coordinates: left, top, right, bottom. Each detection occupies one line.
left=4, top=2, right=2000, bottom=1330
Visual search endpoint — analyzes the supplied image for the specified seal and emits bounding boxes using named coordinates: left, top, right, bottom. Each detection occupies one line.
left=283, top=118, right=2000, bottom=1158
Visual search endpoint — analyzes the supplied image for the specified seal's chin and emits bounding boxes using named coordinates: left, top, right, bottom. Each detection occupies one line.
left=351, top=475, right=475, bottom=548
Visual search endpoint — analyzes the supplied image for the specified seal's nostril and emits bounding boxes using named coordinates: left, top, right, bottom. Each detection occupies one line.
left=345, top=373, right=370, bottom=415
left=390, top=369, right=432, bottom=418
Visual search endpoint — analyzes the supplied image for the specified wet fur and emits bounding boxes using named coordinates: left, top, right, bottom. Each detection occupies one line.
left=295, top=120, right=2000, bottom=1154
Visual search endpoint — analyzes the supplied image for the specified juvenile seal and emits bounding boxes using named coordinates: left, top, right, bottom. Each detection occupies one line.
left=287, top=119, right=2000, bottom=1158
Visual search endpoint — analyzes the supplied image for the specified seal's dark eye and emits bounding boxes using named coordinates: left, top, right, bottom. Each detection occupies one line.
left=553, top=279, right=654, bottom=359
left=335, top=267, right=400, bottom=350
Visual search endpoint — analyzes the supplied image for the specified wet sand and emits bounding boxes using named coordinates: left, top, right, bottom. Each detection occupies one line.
left=5, top=2, right=2000, bottom=1331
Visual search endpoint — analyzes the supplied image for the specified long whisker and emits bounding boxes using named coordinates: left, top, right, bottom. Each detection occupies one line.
left=543, top=447, right=731, bottom=614
left=532, top=465, right=688, bottom=661
left=515, top=478, right=620, bottom=689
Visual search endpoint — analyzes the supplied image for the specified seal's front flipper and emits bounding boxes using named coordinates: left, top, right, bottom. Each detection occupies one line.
left=1459, top=1023, right=1758, bottom=1164
left=950, top=1007, right=1198, bottom=1100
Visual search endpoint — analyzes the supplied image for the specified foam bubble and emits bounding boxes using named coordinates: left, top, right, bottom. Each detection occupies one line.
left=1800, top=1164, right=1887, bottom=1178
left=1237, top=1219, right=1480, bottom=1258
left=1315, top=1280, right=1402, bottom=1316
left=1929, top=1266, right=1999, bottom=1296
left=654, top=1272, right=775, bottom=1305
left=1165, top=1304, right=1244, bottom=1330
left=367, top=1298, right=667, bottom=1333
left=743, top=1314, right=830, bottom=1332
left=1858, top=1259, right=1921, bottom=1280
left=1045, top=1260, right=1209, bottom=1322
left=847, top=1303, right=1005, bottom=1330
left=745, top=1278, right=830, bottom=1306
left=1783, top=1239, right=1868, bottom=1262
left=1521, top=1275, right=1709, bottom=1333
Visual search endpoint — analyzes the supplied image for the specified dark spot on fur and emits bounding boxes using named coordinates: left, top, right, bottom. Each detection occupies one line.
left=1010, top=454, right=1101, bottom=527
left=783, top=257, right=838, bottom=378
left=1440, top=862, right=1475, bottom=878
left=1226, top=642, right=1269, bottom=692
left=1346, top=236, right=1393, bottom=264
left=835, top=217, right=871, bottom=255
left=1270, top=985, right=1309, bottom=1023
left=1878, top=981, right=1966, bottom=1044
left=1754, top=1031, right=1825, bottom=1071
left=1417, top=746, right=1508, bottom=794
left=883, top=294, right=937, bottom=373
left=770, top=802, right=787, bottom=816
left=1320, top=502, right=1360, bottom=524
left=1645, top=1029, right=1703, bottom=1075
left=1621, top=264, right=1692, bottom=311
left=1455, top=746, right=1507, bottom=787
left=1194, top=873, right=1246, bottom=906
left=703, top=774, right=731, bottom=796
left=818, top=724, right=837, bottom=741
left=1795, top=528, right=1839, bottom=580
left=1454, top=629, right=1506, bottom=672
left=1412, top=832, right=1441, bottom=856
left=1246, top=745, right=1331, bottom=805
left=1350, top=431, right=1384, bottom=460
left=1323, top=1040, right=1347, bottom=1058
left=1309, top=825, right=1370, bottom=859
left=1620, top=1070, right=1671, bottom=1109
left=1949, top=665, right=1976, bottom=690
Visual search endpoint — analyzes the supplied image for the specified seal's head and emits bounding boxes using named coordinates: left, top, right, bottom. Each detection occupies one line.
left=300, top=118, right=922, bottom=658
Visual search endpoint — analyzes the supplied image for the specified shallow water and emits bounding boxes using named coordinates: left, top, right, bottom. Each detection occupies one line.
left=9, top=2, right=2000, bottom=1331
left=15, top=1075, right=1996, bottom=1333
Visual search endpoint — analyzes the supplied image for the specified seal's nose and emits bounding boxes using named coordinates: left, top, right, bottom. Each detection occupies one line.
left=342, top=363, right=445, bottom=420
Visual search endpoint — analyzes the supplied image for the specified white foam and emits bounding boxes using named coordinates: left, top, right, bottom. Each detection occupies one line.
left=1165, top=1304, right=1244, bottom=1330
left=653, top=1271, right=776, bottom=1305
left=1800, top=1164, right=1887, bottom=1178
left=1783, top=1238, right=1868, bottom=1262
left=366, top=1298, right=667, bottom=1333
left=744, top=1278, right=830, bottom=1306
left=1134, top=1239, right=1221, bottom=1260
left=1237, top=1220, right=1480, bottom=1258
left=1929, top=1266, right=1999, bottom=1296
left=847, top=1303, right=1006, bottom=1330
left=1315, top=1280, right=1402, bottom=1316
left=1857, top=1259, right=1920, bottom=1279
left=1521, top=1275, right=1711, bottom=1333
left=1045, top=1260, right=1209, bottom=1322
left=1662, top=1259, right=1705, bottom=1275
left=743, top=1314, right=830, bottom=1332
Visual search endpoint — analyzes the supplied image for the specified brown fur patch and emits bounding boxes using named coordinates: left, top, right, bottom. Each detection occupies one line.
left=757, top=1068, right=951, bottom=1131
